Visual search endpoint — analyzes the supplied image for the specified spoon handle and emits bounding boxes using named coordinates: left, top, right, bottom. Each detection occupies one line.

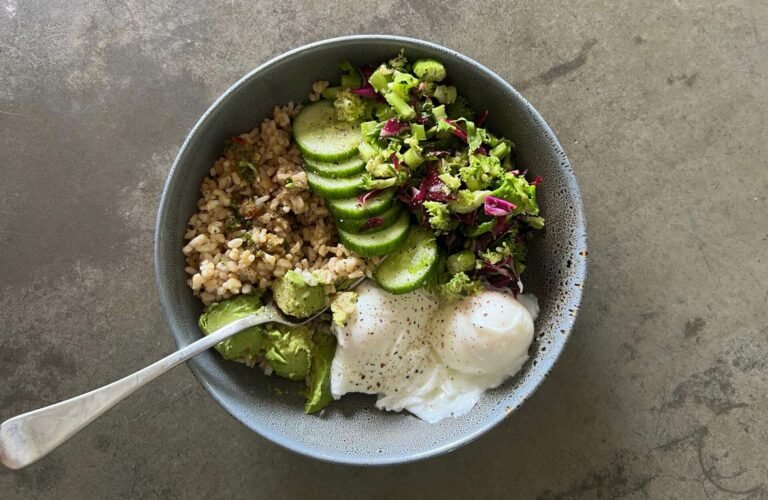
left=0, top=309, right=279, bottom=470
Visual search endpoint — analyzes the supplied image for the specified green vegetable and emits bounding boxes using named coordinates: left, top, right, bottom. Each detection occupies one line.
left=262, top=326, right=313, bottom=381
left=388, top=70, right=419, bottom=98
left=403, top=147, right=424, bottom=167
left=198, top=295, right=265, bottom=364
left=433, top=85, right=457, bottom=104
left=524, top=215, right=546, bottom=229
left=304, top=331, right=336, bottom=414
left=412, top=59, right=447, bottom=82
left=321, top=86, right=341, bottom=100
left=459, top=154, right=504, bottom=191
left=385, top=92, right=416, bottom=120
left=339, top=60, right=362, bottom=89
left=272, top=270, right=326, bottom=318
left=490, top=173, right=540, bottom=215
left=448, top=189, right=490, bottom=213
left=333, top=89, right=367, bottom=123
left=368, top=65, right=392, bottom=93
left=373, top=227, right=439, bottom=294
left=462, top=219, right=496, bottom=237
left=438, top=172, right=461, bottom=192
left=423, top=201, right=456, bottom=234
left=293, top=101, right=361, bottom=161
left=446, top=250, right=476, bottom=274
left=432, top=272, right=484, bottom=301
left=489, top=141, right=511, bottom=159
left=411, top=123, right=427, bottom=141
left=447, top=96, right=476, bottom=120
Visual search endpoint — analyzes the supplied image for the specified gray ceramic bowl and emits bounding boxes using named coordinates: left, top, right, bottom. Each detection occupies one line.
left=154, top=35, right=587, bottom=465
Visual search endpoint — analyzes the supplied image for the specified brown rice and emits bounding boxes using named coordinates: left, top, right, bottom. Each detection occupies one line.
left=183, top=101, right=379, bottom=305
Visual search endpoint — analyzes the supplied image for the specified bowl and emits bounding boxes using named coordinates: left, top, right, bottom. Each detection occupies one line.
left=154, top=35, right=587, bottom=465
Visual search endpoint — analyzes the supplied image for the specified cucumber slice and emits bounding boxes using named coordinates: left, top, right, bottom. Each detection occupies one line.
left=373, top=227, right=439, bottom=294
left=294, top=101, right=361, bottom=162
left=338, top=211, right=411, bottom=257
left=327, top=189, right=395, bottom=218
left=303, top=155, right=366, bottom=178
left=306, top=172, right=366, bottom=199
left=336, top=204, right=402, bottom=233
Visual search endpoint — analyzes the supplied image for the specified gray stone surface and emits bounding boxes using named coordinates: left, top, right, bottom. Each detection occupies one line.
left=1, top=0, right=766, bottom=497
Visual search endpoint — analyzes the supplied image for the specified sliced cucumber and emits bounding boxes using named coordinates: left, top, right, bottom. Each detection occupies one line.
left=336, top=204, right=402, bottom=233
left=373, top=227, right=439, bottom=294
left=303, top=155, right=366, bottom=178
left=294, top=101, right=361, bottom=162
left=307, top=171, right=366, bottom=199
left=338, top=211, right=411, bottom=257
left=327, top=189, right=395, bottom=218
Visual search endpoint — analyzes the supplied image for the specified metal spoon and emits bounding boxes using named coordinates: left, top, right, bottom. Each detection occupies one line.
left=0, top=288, right=348, bottom=470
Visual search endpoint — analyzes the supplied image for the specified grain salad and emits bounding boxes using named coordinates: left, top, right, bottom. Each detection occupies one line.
left=182, top=102, right=378, bottom=306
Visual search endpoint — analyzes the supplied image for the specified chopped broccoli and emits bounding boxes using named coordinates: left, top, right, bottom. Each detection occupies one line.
left=447, top=96, right=476, bottom=120
left=433, top=85, right=457, bottom=104
left=423, top=201, right=456, bottom=233
left=438, top=171, right=461, bottom=192
left=388, top=49, right=408, bottom=70
left=446, top=250, right=476, bottom=274
left=459, top=154, right=504, bottom=191
left=333, top=89, right=367, bottom=122
left=412, top=59, right=447, bottom=82
left=433, top=272, right=484, bottom=301
left=388, top=70, right=420, bottom=98
left=480, top=236, right=528, bottom=275
left=448, top=189, right=490, bottom=213
left=490, top=173, right=540, bottom=215
left=339, top=60, right=362, bottom=89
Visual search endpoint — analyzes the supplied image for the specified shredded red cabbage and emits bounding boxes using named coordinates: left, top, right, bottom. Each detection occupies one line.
left=399, top=165, right=455, bottom=209
left=443, top=119, right=468, bottom=143
left=476, top=109, right=489, bottom=126
left=390, top=152, right=400, bottom=171
left=350, top=86, right=378, bottom=99
left=531, top=175, right=543, bottom=186
left=492, top=216, right=513, bottom=238
left=474, top=145, right=488, bottom=156
left=476, top=256, right=521, bottom=295
left=361, top=217, right=384, bottom=231
left=357, top=189, right=382, bottom=205
left=380, top=119, right=410, bottom=137
left=484, top=196, right=516, bottom=217
left=457, top=209, right=478, bottom=225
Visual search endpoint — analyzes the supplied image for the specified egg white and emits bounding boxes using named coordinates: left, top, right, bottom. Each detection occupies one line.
left=330, top=281, right=537, bottom=422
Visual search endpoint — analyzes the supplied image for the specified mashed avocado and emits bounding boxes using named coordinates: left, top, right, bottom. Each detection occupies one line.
left=262, top=325, right=313, bottom=381
left=198, top=294, right=265, bottom=364
left=330, top=291, right=358, bottom=327
left=272, top=270, right=326, bottom=318
left=304, top=330, right=336, bottom=414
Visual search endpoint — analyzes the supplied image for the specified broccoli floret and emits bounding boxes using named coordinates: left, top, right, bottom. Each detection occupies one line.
left=447, top=96, right=476, bottom=120
left=433, top=272, right=484, bottom=301
left=489, top=173, right=540, bottom=215
left=438, top=172, right=461, bottom=192
left=388, top=49, right=408, bottom=70
left=459, top=154, right=504, bottom=191
left=412, top=59, right=447, bottom=82
left=333, top=89, right=366, bottom=122
left=480, top=237, right=528, bottom=275
left=433, top=85, right=457, bottom=104
left=448, top=189, right=490, bottom=213
left=423, top=201, right=456, bottom=234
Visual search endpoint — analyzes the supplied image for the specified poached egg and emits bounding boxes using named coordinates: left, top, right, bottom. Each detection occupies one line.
left=330, top=281, right=538, bottom=423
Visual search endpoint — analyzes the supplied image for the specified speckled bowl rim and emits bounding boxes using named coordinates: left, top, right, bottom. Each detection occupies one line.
left=154, top=34, right=587, bottom=465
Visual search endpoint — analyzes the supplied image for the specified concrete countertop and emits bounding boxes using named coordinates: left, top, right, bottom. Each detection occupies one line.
left=2, top=1, right=767, bottom=498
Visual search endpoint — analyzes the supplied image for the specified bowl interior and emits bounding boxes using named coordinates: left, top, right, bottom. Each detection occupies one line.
left=154, top=35, right=586, bottom=465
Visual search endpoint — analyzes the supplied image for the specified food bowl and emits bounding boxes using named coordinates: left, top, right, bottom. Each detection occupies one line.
left=154, top=35, right=587, bottom=465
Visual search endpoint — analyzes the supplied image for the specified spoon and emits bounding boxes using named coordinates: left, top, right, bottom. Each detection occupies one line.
left=0, top=284, right=353, bottom=470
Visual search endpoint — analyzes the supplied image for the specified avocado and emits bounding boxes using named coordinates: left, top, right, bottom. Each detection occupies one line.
left=198, top=294, right=265, bottom=364
left=262, top=325, right=313, bottom=381
left=304, top=330, right=336, bottom=414
left=272, top=270, right=326, bottom=318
